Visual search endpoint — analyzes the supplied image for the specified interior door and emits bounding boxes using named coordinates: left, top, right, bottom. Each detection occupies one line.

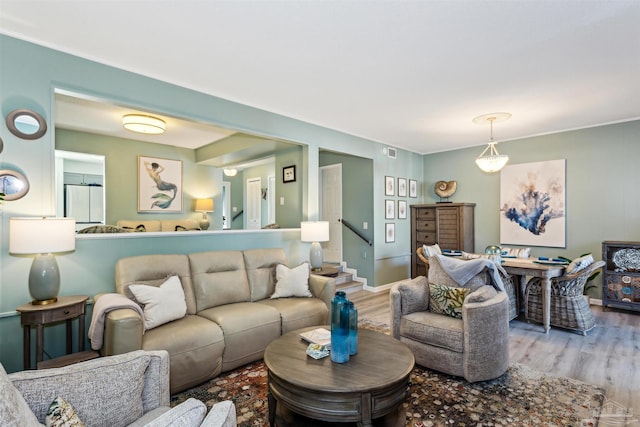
left=268, top=175, right=276, bottom=225
left=320, top=164, right=342, bottom=263
left=246, top=177, right=261, bottom=230
left=222, top=182, right=231, bottom=229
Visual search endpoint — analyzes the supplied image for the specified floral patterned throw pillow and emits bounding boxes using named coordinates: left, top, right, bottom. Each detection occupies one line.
left=428, top=283, right=470, bottom=319
left=45, top=397, right=84, bottom=427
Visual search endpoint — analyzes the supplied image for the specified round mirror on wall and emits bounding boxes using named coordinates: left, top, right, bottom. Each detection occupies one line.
left=0, top=169, right=30, bottom=201
left=6, top=109, right=48, bottom=140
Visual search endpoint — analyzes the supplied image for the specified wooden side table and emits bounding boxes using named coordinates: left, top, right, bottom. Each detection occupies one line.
left=16, top=295, right=93, bottom=370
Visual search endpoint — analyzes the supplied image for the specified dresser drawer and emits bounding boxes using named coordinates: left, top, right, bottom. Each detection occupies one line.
left=416, top=232, right=437, bottom=245
left=605, top=273, right=640, bottom=303
left=416, top=209, right=436, bottom=220
left=415, top=220, right=436, bottom=231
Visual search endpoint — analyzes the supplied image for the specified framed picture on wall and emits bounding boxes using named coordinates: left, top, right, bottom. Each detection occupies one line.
left=500, top=159, right=566, bottom=247
left=138, top=155, right=183, bottom=213
left=409, top=179, right=418, bottom=198
left=385, top=176, right=395, bottom=196
left=385, top=223, right=395, bottom=243
left=398, top=177, right=407, bottom=197
left=398, top=200, right=407, bottom=219
left=283, top=165, right=296, bottom=183
left=385, top=199, right=395, bottom=219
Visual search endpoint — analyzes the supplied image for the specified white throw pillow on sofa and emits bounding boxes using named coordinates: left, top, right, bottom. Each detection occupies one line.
left=271, top=263, right=312, bottom=299
left=129, top=275, right=187, bottom=330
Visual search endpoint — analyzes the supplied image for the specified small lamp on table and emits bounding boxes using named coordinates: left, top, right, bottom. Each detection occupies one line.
left=9, top=217, right=76, bottom=305
left=300, top=221, right=330, bottom=272
left=195, top=198, right=214, bottom=230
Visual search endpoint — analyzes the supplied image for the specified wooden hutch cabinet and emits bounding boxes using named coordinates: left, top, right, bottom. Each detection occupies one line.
left=602, top=241, right=640, bottom=313
left=410, top=203, right=475, bottom=278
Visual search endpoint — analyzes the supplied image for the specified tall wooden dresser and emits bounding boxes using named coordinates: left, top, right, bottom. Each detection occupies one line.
left=410, top=203, right=475, bottom=278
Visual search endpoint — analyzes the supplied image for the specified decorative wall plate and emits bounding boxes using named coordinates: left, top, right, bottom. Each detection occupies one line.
left=612, top=248, right=640, bottom=272
left=0, top=169, right=30, bottom=201
left=6, top=109, right=48, bottom=140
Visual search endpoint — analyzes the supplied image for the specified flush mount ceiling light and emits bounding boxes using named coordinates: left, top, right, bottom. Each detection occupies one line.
left=473, top=112, right=511, bottom=173
left=122, top=114, right=166, bottom=134
left=223, top=168, right=237, bottom=177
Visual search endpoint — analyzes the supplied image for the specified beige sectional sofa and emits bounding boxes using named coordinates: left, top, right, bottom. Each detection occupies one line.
left=116, top=219, right=200, bottom=232
left=94, top=248, right=336, bottom=394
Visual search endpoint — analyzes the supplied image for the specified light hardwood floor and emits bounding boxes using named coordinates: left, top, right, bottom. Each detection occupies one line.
left=351, top=288, right=640, bottom=416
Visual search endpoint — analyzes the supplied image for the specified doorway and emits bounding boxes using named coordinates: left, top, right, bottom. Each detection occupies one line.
left=246, top=177, right=261, bottom=230
left=320, top=164, right=342, bottom=263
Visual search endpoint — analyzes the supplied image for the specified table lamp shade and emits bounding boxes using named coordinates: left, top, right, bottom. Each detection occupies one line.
left=9, top=217, right=76, bottom=305
left=195, top=198, right=214, bottom=212
left=300, top=221, right=330, bottom=243
left=9, top=218, right=76, bottom=254
left=301, top=221, right=330, bottom=271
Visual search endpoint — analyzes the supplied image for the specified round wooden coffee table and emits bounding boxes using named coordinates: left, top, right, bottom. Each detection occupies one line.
left=264, top=325, right=414, bottom=427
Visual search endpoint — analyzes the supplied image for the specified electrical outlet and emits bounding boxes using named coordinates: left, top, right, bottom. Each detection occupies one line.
left=362, top=250, right=367, bottom=259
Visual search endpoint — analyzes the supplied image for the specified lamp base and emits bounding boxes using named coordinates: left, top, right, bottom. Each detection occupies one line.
left=309, top=241, right=324, bottom=271
left=29, top=254, right=61, bottom=305
left=31, top=298, right=58, bottom=306
left=199, top=212, right=210, bottom=230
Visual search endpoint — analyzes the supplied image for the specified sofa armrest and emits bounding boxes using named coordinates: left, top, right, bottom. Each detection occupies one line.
left=308, top=275, right=336, bottom=311
left=101, top=308, right=144, bottom=356
left=200, top=401, right=237, bottom=427
left=462, top=290, right=509, bottom=382
left=389, top=286, right=403, bottom=339
left=389, top=277, right=429, bottom=338
left=141, top=350, right=171, bottom=413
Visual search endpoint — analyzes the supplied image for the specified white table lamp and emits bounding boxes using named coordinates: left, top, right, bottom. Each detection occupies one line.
left=301, top=221, right=330, bottom=271
left=195, top=198, right=214, bottom=230
left=9, top=217, right=76, bottom=305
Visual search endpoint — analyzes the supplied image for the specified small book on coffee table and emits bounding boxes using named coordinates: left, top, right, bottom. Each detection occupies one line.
left=300, top=328, right=331, bottom=349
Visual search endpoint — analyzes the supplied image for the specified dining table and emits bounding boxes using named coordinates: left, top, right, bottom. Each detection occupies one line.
left=501, top=257, right=566, bottom=333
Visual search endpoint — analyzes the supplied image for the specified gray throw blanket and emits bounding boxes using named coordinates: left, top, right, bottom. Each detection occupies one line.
left=435, top=254, right=505, bottom=292
left=88, top=293, right=144, bottom=350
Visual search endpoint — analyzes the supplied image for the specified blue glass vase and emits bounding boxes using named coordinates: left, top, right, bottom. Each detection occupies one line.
left=347, top=301, right=358, bottom=355
left=330, top=291, right=349, bottom=363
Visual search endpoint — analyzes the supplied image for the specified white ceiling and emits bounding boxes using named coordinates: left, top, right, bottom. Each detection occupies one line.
left=1, top=0, right=639, bottom=155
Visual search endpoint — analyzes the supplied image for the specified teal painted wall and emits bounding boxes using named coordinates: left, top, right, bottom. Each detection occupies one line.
left=275, top=148, right=304, bottom=229
left=0, top=35, right=424, bottom=372
left=423, top=120, right=640, bottom=298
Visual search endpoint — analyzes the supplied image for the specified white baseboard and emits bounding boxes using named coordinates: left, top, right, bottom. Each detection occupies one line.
left=363, top=279, right=406, bottom=293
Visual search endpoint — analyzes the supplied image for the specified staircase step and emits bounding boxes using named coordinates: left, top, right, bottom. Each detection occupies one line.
left=336, top=280, right=364, bottom=294
left=334, top=272, right=353, bottom=285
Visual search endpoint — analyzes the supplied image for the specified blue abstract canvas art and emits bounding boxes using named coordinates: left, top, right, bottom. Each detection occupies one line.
left=500, top=159, right=566, bottom=247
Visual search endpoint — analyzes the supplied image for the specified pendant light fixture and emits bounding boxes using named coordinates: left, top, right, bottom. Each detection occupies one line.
left=473, top=112, right=511, bottom=173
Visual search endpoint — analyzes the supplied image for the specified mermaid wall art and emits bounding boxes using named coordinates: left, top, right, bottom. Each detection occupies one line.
left=138, top=156, right=183, bottom=212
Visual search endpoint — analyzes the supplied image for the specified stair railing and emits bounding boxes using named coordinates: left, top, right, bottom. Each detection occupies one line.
left=232, top=210, right=244, bottom=221
left=339, top=218, right=372, bottom=246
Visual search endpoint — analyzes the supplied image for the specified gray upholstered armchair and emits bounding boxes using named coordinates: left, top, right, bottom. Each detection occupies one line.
left=390, top=256, right=510, bottom=383
left=1, top=350, right=236, bottom=427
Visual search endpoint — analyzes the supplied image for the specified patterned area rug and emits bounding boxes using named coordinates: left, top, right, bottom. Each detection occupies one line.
left=171, top=323, right=605, bottom=426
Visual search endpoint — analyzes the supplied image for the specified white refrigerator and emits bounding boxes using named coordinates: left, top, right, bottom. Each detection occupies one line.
left=64, top=184, right=104, bottom=225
